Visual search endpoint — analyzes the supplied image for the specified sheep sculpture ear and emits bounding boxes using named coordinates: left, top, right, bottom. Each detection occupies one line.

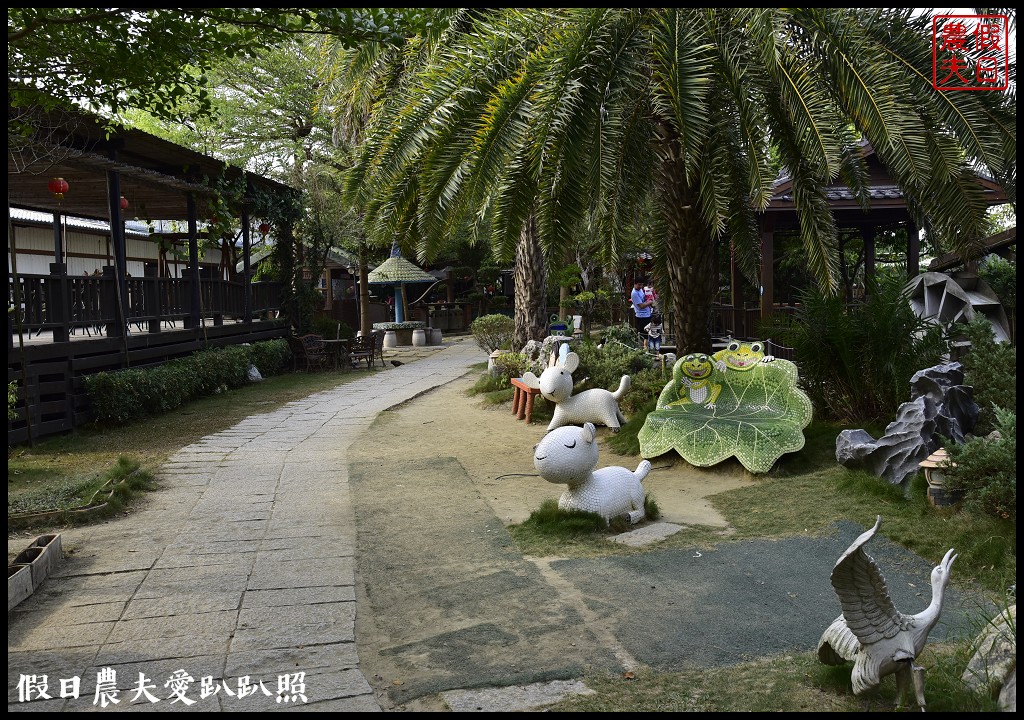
left=521, top=371, right=540, bottom=389
left=562, top=352, right=580, bottom=374
left=582, top=422, right=596, bottom=443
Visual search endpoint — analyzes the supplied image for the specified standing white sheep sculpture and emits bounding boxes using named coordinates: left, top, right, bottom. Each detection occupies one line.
left=521, top=351, right=630, bottom=432
left=533, top=422, right=651, bottom=524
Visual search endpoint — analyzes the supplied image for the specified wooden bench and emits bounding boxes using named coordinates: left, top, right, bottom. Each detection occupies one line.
left=510, top=377, right=541, bottom=424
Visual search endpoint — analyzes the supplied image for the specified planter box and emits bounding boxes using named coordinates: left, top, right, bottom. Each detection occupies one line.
left=31, top=534, right=63, bottom=584
left=8, top=565, right=33, bottom=611
left=7, top=533, right=64, bottom=611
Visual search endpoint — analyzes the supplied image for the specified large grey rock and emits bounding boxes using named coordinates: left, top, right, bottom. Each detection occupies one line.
left=962, top=604, right=1015, bottom=712
left=835, top=362, right=979, bottom=486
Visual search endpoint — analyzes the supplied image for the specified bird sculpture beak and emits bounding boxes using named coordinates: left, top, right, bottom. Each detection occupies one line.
left=941, top=548, right=958, bottom=572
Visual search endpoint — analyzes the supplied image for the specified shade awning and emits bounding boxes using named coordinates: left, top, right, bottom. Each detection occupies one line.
left=366, top=255, right=436, bottom=284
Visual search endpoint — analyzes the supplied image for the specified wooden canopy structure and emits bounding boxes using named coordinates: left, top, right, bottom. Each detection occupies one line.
left=722, top=143, right=1011, bottom=340
left=7, top=102, right=299, bottom=445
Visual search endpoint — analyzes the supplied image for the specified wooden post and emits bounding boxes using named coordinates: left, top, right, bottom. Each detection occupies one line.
left=47, top=263, right=69, bottom=343
left=185, top=193, right=201, bottom=330
left=52, top=210, right=63, bottom=264
left=241, top=204, right=252, bottom=323
left=862, top=226, right=876, bottom=295
left=906, top=220, right=920, bottom=279
left=144, top=262, right=160, bottom=333
left=102, top=266, right=124, bottom=337
left=759, top=215, right=775, bottom=326
left=730, top=241, right=744, bottom=338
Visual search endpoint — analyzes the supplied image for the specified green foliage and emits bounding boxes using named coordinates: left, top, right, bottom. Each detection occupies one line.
left=492, top=352, right=531, bottom=385
left=958, top=317, right=1017, bottom=435
left=9, top=456, right=152, bottom=523
left=8, top=9, right=436, bottom=121
left=248, top=338, right=291, bottom=377
left=470, top=313, right=515, bottom=354
left=600, top=322, right=644, bottom=349
left=8, top=380, right=17, bottom=421
left=311, top=315, right=354, bottom=340
left=977, top=253, right=1016, bottom=308
left=84, top=340, right=290, bottom=425
left=944, top=407, right=1016, bottom=521
left=574, top=341, right=653, bottom=393
left=619, top=368, right=668, bottom=416
left=759, top=275, right=950, bottom=423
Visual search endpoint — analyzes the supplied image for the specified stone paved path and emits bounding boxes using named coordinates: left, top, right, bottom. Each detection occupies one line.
left=8, top=337, right=485, bottom=712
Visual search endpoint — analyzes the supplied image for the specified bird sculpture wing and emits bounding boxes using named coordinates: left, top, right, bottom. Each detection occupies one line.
left=829, top=516, right=907, bottom=646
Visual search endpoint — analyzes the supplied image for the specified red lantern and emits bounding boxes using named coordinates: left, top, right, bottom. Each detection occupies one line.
left=48, top=177, right=69, bottom=200
left=258, top=222, right=271, bottom=236
left=119, top=196, right=129, bottom=211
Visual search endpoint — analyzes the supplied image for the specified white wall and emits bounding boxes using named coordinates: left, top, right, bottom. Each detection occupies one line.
left=8, top=223, right=228, bottom=277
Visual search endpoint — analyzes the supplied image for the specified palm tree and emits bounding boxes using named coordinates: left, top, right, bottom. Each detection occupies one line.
left=347, top=8, right=1015, bottom=352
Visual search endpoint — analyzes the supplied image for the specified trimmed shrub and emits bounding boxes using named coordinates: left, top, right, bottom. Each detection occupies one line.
left=471, top=313, right=515, bottom=354
left=249, top=338, right=290, bottom=376
left=85, top=339, right=291, bottom=425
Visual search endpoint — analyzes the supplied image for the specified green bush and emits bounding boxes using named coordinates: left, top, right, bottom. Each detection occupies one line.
left=85, top=339, right=291, bottom=425
left=311, top=315, right=354, bottom=341
left=977, top=253, right=1015, bottom=308
left=600, top=322, right=643, bottom=349
left=759, top=274, right=949, bottom=423
left=944, top=407, right=1016, bottom=521
left=574, top=339, right=653, bottom=390
left=493, top=351, right=531, bottom=385
left=958, top=317, right=1016, bottom=435
left=249, top=338, right=291, bottom=376
left=619, top=367, right=667, bottom=416
left=470, top=313, right=515, bottom=354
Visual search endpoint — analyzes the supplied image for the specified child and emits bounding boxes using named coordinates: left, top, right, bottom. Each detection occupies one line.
left=644, top=284, right=658, bottom=310
left=644, top=312, right=664, bottom=356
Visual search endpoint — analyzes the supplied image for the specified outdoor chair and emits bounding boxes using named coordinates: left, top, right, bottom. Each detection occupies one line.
left=371, top=330, right=386, bottom=368
left=288, top=334, right=330, bottom=372
left=348, top=334, right=375, bottom=369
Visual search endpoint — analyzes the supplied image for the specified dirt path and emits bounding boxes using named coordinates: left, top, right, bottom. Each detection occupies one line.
left=346, top=373, right=977, bottom=711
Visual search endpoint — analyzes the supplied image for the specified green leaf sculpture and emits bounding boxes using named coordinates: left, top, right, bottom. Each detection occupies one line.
left=638, top=346, right=813, bottom=473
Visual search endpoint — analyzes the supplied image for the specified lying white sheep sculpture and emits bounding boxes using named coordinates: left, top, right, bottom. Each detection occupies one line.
left=533, top=422, right=650, bottom=524
left=521, top=351, right=630, bottom=432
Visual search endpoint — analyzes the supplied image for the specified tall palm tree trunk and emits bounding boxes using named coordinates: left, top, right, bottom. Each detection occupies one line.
left=513, top=214, right=547, bottom=349
left=656, top=124, right=718, bottom=354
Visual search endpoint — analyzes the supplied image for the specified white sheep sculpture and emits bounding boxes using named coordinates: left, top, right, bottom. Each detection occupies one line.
left=521, top=351, right=630, bottom=432
left=533, top=422, right=651, bottom=525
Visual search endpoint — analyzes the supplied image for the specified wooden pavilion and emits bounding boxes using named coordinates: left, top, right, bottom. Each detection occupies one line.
left=716, top=143, right=1011, bottom=342
left=8, top=103, right=298, bottom=444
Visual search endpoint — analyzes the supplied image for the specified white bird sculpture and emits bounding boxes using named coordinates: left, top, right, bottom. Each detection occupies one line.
left=817, top=515, right=957, bottom=711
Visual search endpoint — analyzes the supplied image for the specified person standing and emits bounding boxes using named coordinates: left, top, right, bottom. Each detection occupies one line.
left=631, top=279, right=653, bottom=348
left=644, top=312, right=664, bottom=356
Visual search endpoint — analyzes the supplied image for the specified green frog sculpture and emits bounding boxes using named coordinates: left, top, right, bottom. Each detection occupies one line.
left=638, top=340, right=812, bottom=473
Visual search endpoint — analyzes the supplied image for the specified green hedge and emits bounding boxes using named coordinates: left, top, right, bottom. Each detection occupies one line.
left=85, top=339, right=291, bottom=425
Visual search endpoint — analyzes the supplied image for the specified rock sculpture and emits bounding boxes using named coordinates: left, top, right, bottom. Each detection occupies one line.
left=521, top=351, right=629, bottom=432
left=533, top=422, right=650, bottom=524
left=835, top=362, right=979, bottom=486
left=817, top=516, right=957, bottom=712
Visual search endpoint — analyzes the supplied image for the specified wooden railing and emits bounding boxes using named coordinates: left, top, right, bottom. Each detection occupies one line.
left=9, top=265, right=284, bottom=342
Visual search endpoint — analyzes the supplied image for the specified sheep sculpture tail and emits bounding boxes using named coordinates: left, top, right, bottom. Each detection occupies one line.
left=612, top=375, right=631, bottom=401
